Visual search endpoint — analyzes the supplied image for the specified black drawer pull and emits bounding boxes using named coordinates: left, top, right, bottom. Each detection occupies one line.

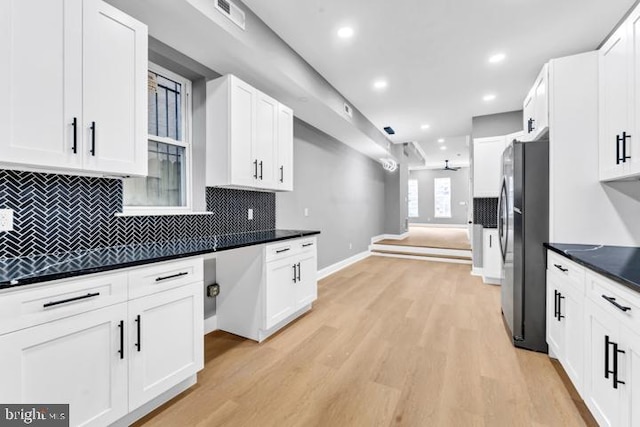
left=155, top=271, right=189, bottom=282
left=43, top=292, right=100, bottom=308
left=553, top=264, right=568, bottom=273
left=302, top=243, right=313, bottom=248
left=276, top=248, right=290, bottom=254
left=602, top=295, right=631, bottom=312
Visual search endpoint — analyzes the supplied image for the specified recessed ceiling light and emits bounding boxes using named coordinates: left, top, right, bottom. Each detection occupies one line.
left=483, top=94, right=496, bottom=101
left=373, top=80, right=388, bottom=90
left=421, top=124, right=430, bottom=130
left=337, top=27, right=354, bottom=39
left=438, top=138, right=445, bottom=143
left=440, top=146, right=447, bottom=150
left=489, top=53, right=506, bottom=63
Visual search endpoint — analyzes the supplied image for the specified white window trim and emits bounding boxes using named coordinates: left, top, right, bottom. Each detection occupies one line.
left=434, top=177, right=452, bottom=219
left=123, top=62, right=193, bottom=216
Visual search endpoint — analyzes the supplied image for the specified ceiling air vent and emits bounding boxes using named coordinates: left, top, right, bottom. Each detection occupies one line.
left=384, top=126, right=395, bottom=135
left=215, top=0, right=246, bottom=30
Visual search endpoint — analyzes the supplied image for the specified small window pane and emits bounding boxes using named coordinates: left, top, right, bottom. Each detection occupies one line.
left=148, top=71, right=182, bottom=140
left=434, top=177, right=451, bottom=218
left=124, top=141, right=187, bottom=207
left=408, top=179, right=419, bottom=217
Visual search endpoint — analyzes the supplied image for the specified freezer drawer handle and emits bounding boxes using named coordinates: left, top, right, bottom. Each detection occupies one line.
left=43, top=292, right=101, bottom=308
left=553, top=264, right=568, bottom=273
left=155, top=271, right=189, bottom=282
left=602, top=295, right=631, bottom=312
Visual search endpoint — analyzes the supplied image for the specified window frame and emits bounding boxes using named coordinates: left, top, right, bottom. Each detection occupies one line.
left=123, top=62, right=193, bottom=216
left=434, top=177, right=452, bottom=219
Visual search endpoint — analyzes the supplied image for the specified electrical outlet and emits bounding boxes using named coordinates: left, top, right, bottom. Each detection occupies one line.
left=0, top=209, right=14, bottom=232
left=248, top=208, right=254, bottom=220
left=349, top=242, right=353, bottom=250
left=304, top=208, right=309, bottom=217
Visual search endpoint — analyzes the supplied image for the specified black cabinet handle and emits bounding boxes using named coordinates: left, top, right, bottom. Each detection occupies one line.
left=118, top=320, right=124, bottom=360
left=614, top=343, right=626, bottom=389
left=554, top=290, right=558, bottom=320
left=72, top=117, right=77, bottom=154
left=253, top=160, right=258, bottom=179
left=297, top=262, right=301, bottom=282
left=527, top=118, right=534, bottom=134
left=276, top=248, right=290, bottom=254
left=623, top=131, right=631, bottom=163
left=90, top=121, right=96, bottom=156
left=292, top=264, right=297, bottom=283
left=155, top=271, right=189, bottom=282
left=553, top=264, right=568, bottom=273
left=43, top=292, right=100, bottom=308
left=489, top=234, right=492, bottom=248
left=605, top=335, right=611, bottom=380
left=259, top=161, right=263, bottom=180
left=302, top=243, right=313, bottom=248
left=135, top=315, right=141, bottom=352
left=280, top=166, right=284, bottom=183
left=602, top=294, right=631, bottom=312
left=558, top=294, right=565, bottom=320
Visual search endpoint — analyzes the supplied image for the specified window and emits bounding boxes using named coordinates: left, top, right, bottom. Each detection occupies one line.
left=408, top=179, right=419, bottom=217
left=123, top=63, right=192, bottom=214
left=434, top=177, right=451, bottom=218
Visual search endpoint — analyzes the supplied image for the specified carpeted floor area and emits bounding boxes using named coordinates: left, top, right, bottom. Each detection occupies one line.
left=376, top=226, right=471, bottom=251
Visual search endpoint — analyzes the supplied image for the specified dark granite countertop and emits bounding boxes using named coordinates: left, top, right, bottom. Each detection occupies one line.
left=0, top=229, right=320, bottom=290
left=545, top=243, right=640, bottom=293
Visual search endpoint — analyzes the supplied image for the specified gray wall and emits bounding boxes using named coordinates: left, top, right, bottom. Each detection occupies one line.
left=409, top=168, right=470, bottom=225
left=276, top=120, right=386, bottom=269
left=471, top=110, right=523, bottom=139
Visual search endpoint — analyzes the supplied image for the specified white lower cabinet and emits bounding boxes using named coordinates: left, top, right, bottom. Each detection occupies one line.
left=0, top=257, right=204, bottom=427
left=482, top=229, right=501, bottom=283
left=217, top=237, right=318, bottom=342
left=0, top=303, right=128, bottom=427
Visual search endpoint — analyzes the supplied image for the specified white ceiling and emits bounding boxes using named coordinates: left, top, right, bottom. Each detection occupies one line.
left=242, top=0, right=635, bottom=153
left=415, top=136, right=470, bottom=170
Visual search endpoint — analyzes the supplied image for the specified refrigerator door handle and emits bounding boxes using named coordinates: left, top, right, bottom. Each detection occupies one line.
left=498, top=177, right=508, bottom=262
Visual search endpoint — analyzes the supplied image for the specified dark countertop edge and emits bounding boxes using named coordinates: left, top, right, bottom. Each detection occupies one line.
left=544, top=243, right=640, bottom=293
left=0, top=230, right=321, bottom=290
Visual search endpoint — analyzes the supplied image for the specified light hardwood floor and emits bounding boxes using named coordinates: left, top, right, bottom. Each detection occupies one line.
left=134, top=256, right=595, bottom=427
left=376, top=227, right=471, bottom=251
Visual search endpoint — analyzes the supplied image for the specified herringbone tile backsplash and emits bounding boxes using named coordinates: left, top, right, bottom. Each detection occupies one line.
left=0, top=169, right=275, bottom=259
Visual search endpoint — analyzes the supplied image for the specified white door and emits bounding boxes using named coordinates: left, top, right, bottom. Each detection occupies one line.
left=229, top=77, right=257, bottom=187
left=128, top=285, right=203, bottom=411
left=0, top=304, right=128, bottom=427
left=0, top=0, right=83, bottom=170
left=295, top=252, right=318, bottom=308
left=584, top=300, right=623, bottom=427
left=532, top=65, right=549, bottom=139
left=255, top=92, right=278, bottom=189
left=83, top=0, right=147, bottom=176
left=277, top=103, right=294, bottom=191
left=264, top=257, right=297, bottom=329
left=546, top=275, right=564, bottom=360
left=560, top=282, right=585, bottom=393
left=599, top=23, right=631, bottom=180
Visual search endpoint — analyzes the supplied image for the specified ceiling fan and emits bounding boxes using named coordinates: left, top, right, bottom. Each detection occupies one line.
left=441, top=160, right=460, bottom=171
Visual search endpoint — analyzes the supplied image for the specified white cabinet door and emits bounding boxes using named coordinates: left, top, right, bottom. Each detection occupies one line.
left=482, top=229, right=501, bottom=279
left=277, top=103, right=294, bottom=191
left=0, top=303, right=128, bottom=427
left=295, top=252, right=317, bottom=308
left=628, top=10, right=640, bottom=177
left=229, top=77, right=257, bottom=187
left=546, top=274, right=564, bottom=360
left=584, top=299, right=624, bottom=427
left=599, top=24, right=632, bottom=181
left=560, top=280, right=584, bottom=392
left=532, top=65, right=549, bottom=139
left=254, top=92, right=278, bottom=189
left=264, top=257, right=296, bottom=329
left=473, top=136, right=505, bottom=197
left=522, top=89, right=535, bottom=141
left=128, top=284, right=203, bottom=411
left=83, top=0, right=147, bottom=177
left=0, top=0, right=83, bottom=170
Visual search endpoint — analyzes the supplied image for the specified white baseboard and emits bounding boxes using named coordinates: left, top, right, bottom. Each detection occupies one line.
left=482, top=276, right=501, bottom=285
left=471, top=267, right=483, bottom=276
left=370, top=232, right=409, bottom=244
left=370, top=252, right=472, bottom=265
left=204, top=315, right=218, bottom=334
left=317, top=250, right=370, bottom=280
left=409, top=223, right=467, bottom=229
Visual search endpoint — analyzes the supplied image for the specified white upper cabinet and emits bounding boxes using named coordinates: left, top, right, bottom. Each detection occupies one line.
left=522, top=64, right=549, bottom=141
left=599, top=6, right=640, bottom=181
left=473, top=136, right=505, bottom=197
left=206, top=74, right=294, bottom=192
left=0, top=0, right=147, bottom=177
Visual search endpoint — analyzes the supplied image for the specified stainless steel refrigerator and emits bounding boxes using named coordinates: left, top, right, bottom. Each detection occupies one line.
left=498, top=139, right=549, bottom=353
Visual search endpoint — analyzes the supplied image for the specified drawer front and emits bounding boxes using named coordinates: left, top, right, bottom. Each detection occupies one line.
left=297, top=237, right=317, bottom=254
left=128, top=257, right=204, bottom=300
left=0, top=272, right=128, bottom=335
left=547, top=251, right=586, bottom=292
left=586, top=271, right=640, bottom=331
left=265, top=241, right=299, bottom=262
